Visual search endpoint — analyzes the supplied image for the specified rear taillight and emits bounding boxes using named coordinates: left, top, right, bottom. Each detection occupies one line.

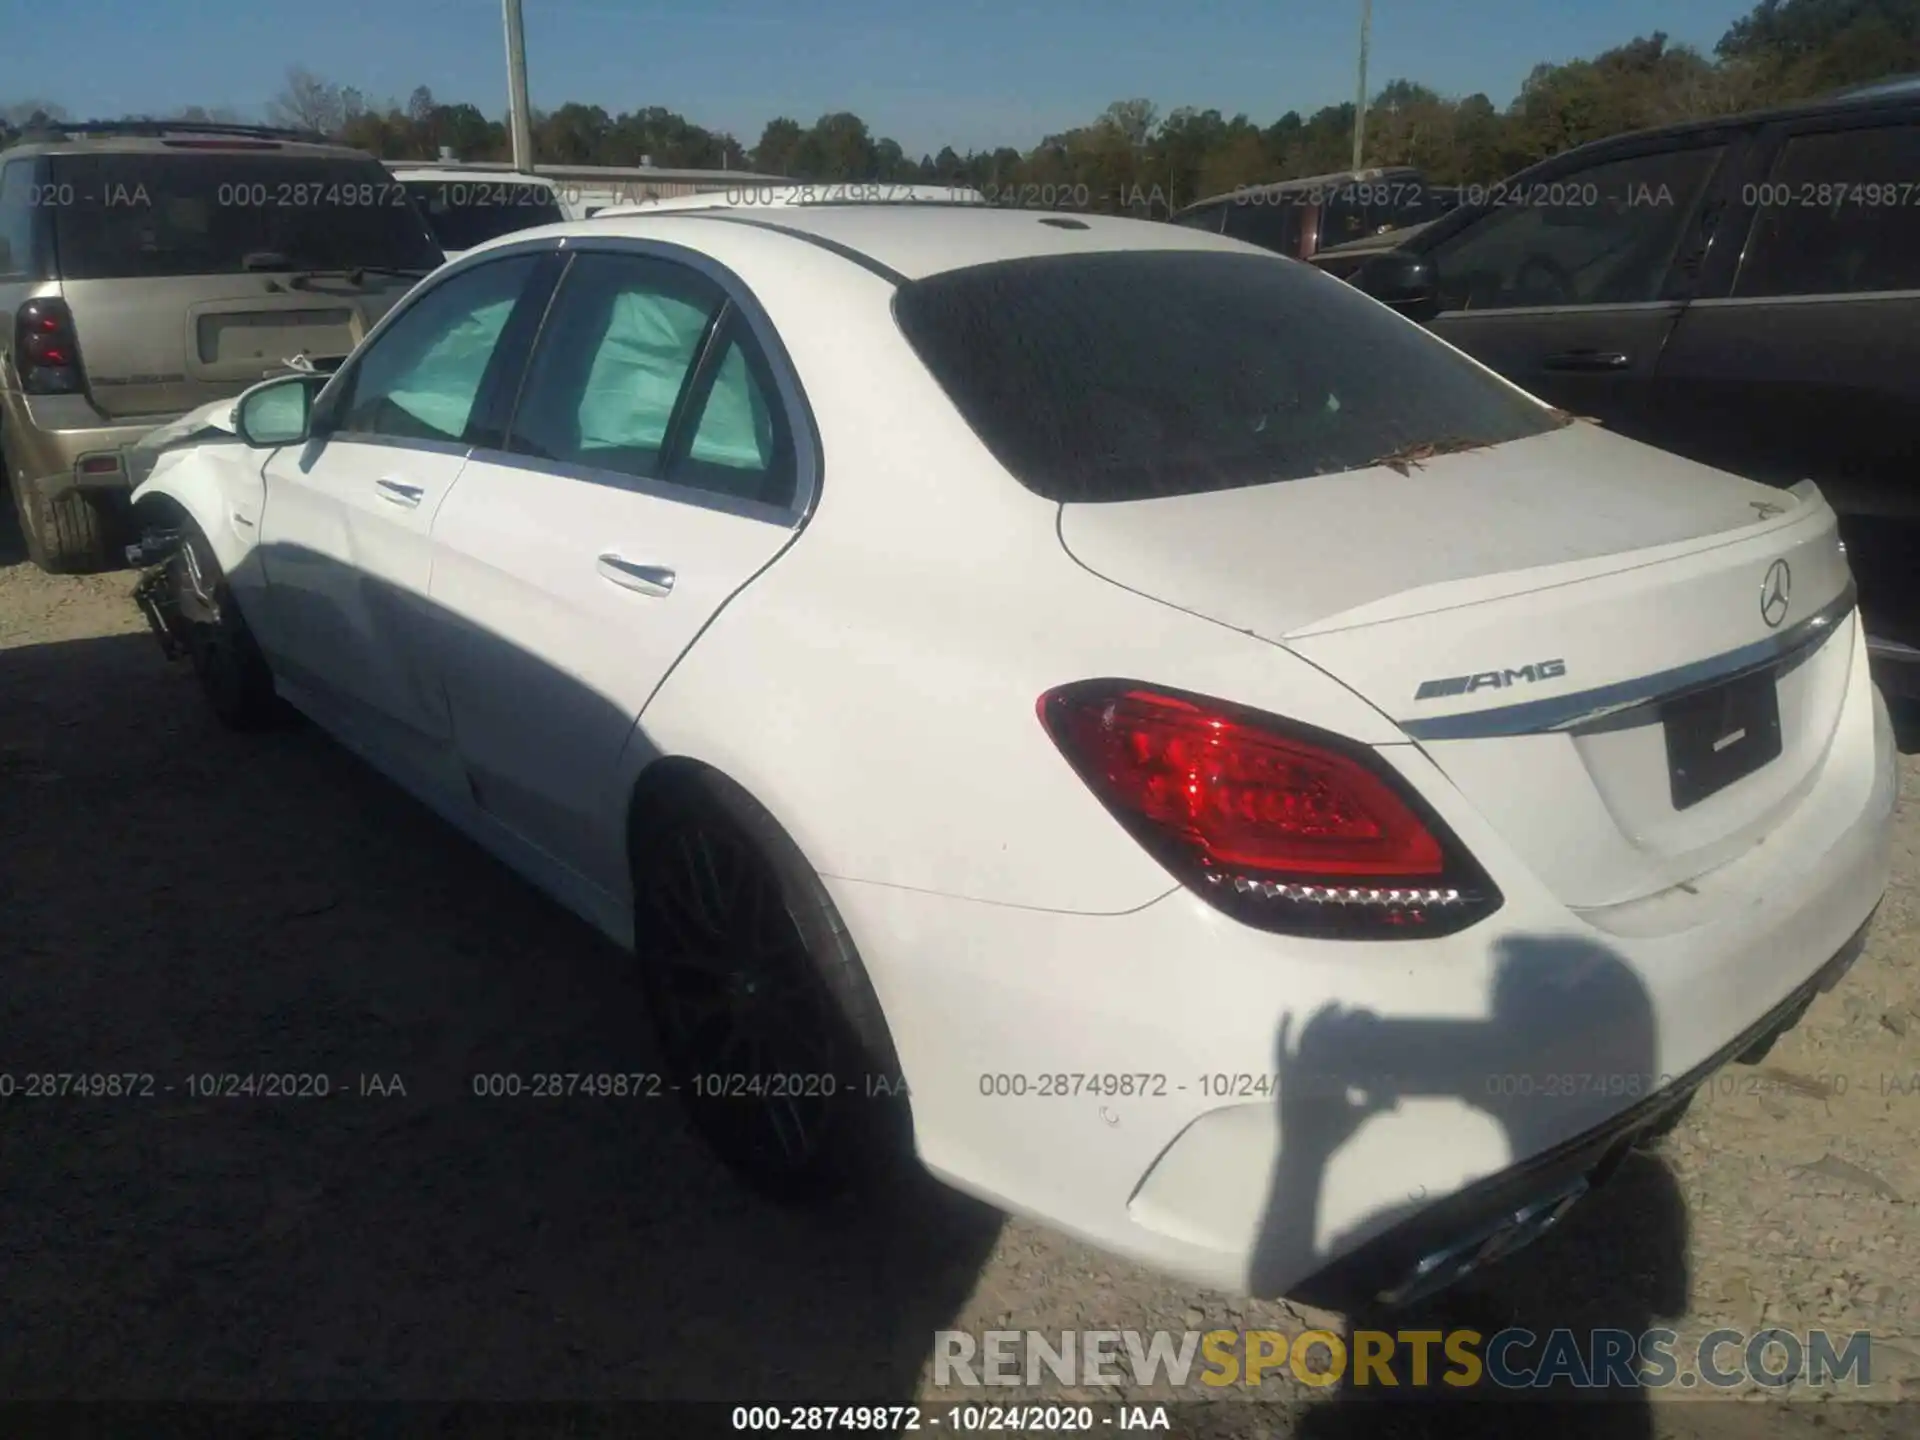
left=1038, top=681, right=1500, bottom=938
left=14, top=298, right=84, bottom=395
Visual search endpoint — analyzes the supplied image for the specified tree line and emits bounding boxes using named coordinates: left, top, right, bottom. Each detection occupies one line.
left=5, top=0, right=1916, bottom=213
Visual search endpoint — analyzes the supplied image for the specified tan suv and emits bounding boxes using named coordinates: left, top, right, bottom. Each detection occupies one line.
left=0, top=122, right=443, bottom=571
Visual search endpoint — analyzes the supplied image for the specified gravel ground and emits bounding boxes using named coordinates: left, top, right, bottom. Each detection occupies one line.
left=2, top=507, right=1917, bottom=1438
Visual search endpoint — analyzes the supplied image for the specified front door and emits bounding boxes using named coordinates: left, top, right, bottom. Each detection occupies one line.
left=256, top=251, right=549, bottom=784
left=1421, top=140, right=1739, bottom=436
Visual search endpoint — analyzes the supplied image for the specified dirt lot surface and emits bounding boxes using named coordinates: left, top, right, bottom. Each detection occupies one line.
left=3, top=509, right=1917, bottom=1438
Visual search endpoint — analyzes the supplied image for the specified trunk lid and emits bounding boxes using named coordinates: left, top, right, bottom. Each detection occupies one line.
left=1057, top=423, right=1857, bottom=909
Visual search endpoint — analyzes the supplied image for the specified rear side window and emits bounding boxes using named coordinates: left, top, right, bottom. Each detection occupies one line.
left=1170, top=204, right=1224, bottom=234
left=1318, top=177, right=1431, bottom=247
left=1734, top=124, right=1920, bottom=297
left=402, top=179, right=565, bottom=251
left=0, top=160, right=36, bottom=276
left=48, top=152, right=443, bottom=279
left=1220, top=196, right=1305, bottom=255
left=894, top=250, right=1561, bottom=504
left=508, top=252, right=721, bottom=478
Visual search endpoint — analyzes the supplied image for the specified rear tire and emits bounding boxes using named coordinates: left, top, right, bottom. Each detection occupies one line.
left=171, top=526, right=283, bottom=731
left=630, top=769, right=913, bottom=1203
left=8, top=466, right=116, bottom=574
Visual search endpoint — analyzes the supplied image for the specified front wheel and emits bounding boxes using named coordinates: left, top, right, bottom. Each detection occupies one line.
left=630, top=770, right=912, bottom=1203
left=169, top=526, right=283, bottom=730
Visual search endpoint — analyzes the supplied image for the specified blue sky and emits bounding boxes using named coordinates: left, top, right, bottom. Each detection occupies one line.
left=2, top=0, right=1761, bottom=156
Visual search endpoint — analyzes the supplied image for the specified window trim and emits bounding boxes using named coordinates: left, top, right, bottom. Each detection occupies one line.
left=468, top=235, right=821, bottom=527
left=1424, top=136, right=1741, bottom=317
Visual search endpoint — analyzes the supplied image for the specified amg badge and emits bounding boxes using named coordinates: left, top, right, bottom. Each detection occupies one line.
left=1415, top=659, right=1567, bottom=702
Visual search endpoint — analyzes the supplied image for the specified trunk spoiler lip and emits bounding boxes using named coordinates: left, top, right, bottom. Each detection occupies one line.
left=1286, top=479, right=1834, bottom=643
left=1398, top=578, right=1858, bottom=742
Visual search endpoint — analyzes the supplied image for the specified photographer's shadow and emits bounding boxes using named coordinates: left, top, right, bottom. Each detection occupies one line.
left=1255, top=934, right=1689, bottom=1439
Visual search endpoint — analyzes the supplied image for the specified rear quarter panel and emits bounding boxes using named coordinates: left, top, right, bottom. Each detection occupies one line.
left=628, top=240, right=1405, bottom=914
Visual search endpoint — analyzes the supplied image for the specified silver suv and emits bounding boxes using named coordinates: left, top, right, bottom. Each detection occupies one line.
left=0, top=122, right=443, bottom=571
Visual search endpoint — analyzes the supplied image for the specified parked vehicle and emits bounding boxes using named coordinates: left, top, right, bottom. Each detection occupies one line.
left=388, top=165, right=568, bottom=260
left=126, top=205, right=1892, bottom=1308
left=0, top=121, right=441, bottom=571
left=590, top=182, right=987, bottom=219
left=1320, top=84, right=1920, bottom=694
left=1170, top=165, right=1440, bottom=262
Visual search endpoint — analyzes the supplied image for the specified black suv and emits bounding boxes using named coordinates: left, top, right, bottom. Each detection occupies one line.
left=1320, top=82, right=1920, bottom=694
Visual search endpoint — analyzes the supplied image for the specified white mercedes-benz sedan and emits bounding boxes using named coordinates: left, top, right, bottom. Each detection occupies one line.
left=126, top=203, right=1896, bottom=1311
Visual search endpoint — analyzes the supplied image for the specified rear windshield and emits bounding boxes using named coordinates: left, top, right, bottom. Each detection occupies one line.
left=401, top=179, right=565, bottom=251
left=48, top=152, right=443, bottom=279
left=893, top=250, right=1561, bottom=503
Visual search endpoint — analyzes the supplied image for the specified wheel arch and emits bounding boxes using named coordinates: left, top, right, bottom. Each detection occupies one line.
left=129, top=452, right=254, bottom=579
left=621, top=751, right=913, bottom=1093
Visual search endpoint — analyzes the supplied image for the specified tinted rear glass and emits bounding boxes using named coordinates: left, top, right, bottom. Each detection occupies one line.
left=402, top=180, right=565, bottom=251
left=893, top=250, right=1561, bottom=504
left=49, top=153, right=443, bottom=279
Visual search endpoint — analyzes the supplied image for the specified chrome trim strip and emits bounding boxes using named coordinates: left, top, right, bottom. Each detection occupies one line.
left=461, top=444, right=795, bottom=527
left=1400, top=580, right=1857, bottom=741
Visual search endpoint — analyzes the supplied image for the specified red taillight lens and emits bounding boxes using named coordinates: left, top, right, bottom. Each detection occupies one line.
left=15, top=298, right=84, bottom=395
left=1038, top=682, right=1499, bottom=937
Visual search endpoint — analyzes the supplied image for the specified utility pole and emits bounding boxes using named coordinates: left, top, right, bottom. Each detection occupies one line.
left=503, top=0, right=534, bottom=171
left=1351, top=0, right=1372, bottom=170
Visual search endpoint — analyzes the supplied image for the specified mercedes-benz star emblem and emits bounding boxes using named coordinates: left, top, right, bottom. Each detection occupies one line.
left=1760, top=559, right=1792, bottom=629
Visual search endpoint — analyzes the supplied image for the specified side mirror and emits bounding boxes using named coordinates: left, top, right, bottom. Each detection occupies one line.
left=234, top=374, right=321, bottom=448
left=1354, top=251, right=1440, bottom=322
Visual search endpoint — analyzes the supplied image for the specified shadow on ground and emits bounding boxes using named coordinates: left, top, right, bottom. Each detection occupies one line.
left=0, top=628, right=1002, bottom=1401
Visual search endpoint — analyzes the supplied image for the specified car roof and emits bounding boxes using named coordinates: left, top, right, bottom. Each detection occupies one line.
left=477, top=203, right=1252, bottom=283
left=1544, top=80, right=1920, bottom=157
left=2, top=122, right=369, bottom=160
left=389, top=165, right=557, bottom=186
left=591, top=183, right=985, bottom=218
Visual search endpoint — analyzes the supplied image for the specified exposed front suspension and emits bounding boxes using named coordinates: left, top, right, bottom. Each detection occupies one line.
left=128, top=527, right=188, bottom=660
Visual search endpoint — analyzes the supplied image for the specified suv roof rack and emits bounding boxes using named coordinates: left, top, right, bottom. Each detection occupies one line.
left=22, top=120, right=330, bottom=144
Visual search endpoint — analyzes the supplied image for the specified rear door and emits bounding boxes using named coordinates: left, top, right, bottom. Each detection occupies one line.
left=1647, top=105, right=1920, bottom=654
left=1420, top=134, right=1746, bottom=433
left=48, top=149, right=442, bottom=421
left=256, top=249, right=553, bottom=789
left=426, top=247, right=810, bottom=894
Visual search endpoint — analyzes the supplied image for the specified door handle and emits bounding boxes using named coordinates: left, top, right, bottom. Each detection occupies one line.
left=376, top=478, right=425, bottom=507
left=596, top=554, right=676, bottom=597
left=1542, top=350, right=1632, bottom=373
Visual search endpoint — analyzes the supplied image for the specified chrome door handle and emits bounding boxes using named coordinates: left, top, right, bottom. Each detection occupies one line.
left=376, top=478, right=425, bottom=507
left=596, top=554, right=676, bottom=597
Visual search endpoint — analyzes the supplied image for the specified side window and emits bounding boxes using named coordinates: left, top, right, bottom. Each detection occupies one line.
left=0, top=161, right=35, bottom=276
left=1220, top=197, right=1303, bottom=255
left=1734, top=124, right=1920, bottom=297
left=1171, top=204, right=1225, bottom=235
left=506, top=251, right=721, bottom=482
left=338, top=254, right=539, bottom=443
left=670, top=321, right=796, bottom=507
left=1429, top=145, right=1726, bottom=311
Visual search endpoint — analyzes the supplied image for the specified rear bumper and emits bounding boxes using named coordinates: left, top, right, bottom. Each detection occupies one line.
left=1, top=392, right=179, bottom=498
left=825, top=625, right=1897, bottom=1304
left=1867, top=636, right=1920, bottom=699
left=1288, top=903, right=1875, bottom=1312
